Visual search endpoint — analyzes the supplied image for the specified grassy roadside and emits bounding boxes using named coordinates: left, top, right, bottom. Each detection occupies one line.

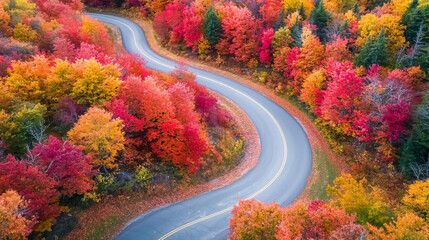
left=306, top=148, right=337, bottom=201
left=89, top=8, right=341, bottom=202
left=86, top=216, right=120, bottom=240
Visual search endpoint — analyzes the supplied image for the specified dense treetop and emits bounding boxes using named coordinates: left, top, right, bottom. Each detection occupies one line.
left=0, top=0, right=240, bottom=237
left=2, top=0, right=429, bottom=238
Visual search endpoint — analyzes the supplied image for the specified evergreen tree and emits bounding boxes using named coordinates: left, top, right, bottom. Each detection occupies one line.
left=420, top=5, right=429, bottom=38
left=400, top=92, right=429, bottom=179
left=401, top=0, right=419, bottom=25
left=341, top=20, right=349, bottom=36
left=309, top=0, right=330, bottom=43
left=405, top=8, right=424, bottom=45
left=298, top=3, right=306, bottom=20
left=416, top=48, right=429, bottom=80
left=273, top=7, right=285, bottom=31
left=291, top=16, right=302, bottom=48
left=356, top=29, right=388, bottom=67
left=413, top=5, right=429, bottom=72
left=313, top=0, right=321, bottom=8
left=203, top=6, right=222, bottom=46
left=402, top=0, right=422, bottom=44
left=372, top=28, right=388, bottom=65
left=353, top=3, right=359, bottom=13
left=355, top=37, right=374, bottom=67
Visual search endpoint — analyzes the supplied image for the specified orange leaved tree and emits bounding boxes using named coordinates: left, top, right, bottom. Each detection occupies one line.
left=0, top=190, right=36, bottom=239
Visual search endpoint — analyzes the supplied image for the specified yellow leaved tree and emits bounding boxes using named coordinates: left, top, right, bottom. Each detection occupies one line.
left=357, top=13, right=407, bottom=54
left=12, top=22, right=38, bottom=42
left=327, top=173, right=393, bottom=227
left=282, top=0, right=313, bottom=17
left=402, top=178, right=429, bottom=219
left=6, top=55, right=51, bottom=104
left=70, top=58, right=122, bottom=107
left=6, top=56, right=76, bottom=112
left=68, top=107, right=125, bottom=170
left=368, top=213, right=429, bottom=240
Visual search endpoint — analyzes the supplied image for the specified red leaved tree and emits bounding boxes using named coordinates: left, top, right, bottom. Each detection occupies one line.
left=216, top=3, right=260, bottom=63
left=29, top=136, right=95, bottom=196
left=0, top=155, right=61, bottom=232
left=258, top=28, right=274, bottom=64
left=320, top=61, right=364, bottom=136
left=276, top=200, right=362, bottom=239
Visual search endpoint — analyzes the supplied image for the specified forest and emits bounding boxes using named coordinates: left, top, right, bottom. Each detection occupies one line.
left=1, top=0, right=429, bottom=239
left=85, top=0, right=429, bottom=238
left=0, top=0, right=246, bottom=238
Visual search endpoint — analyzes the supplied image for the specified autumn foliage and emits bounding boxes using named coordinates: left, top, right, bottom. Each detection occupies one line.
left=0, top=0, right=237, bottom=236
left=29, top=136, right=95, bottom=196
left=0, top=155, right=61, bottom=232
left=68, top=107, right=125, bottom=169
left=2, top=0, right=429, bottom=237
left=141, top=0, right=429, bottom=179
left=229, top=199, right=367, bottom=240
left=0, top=191, right=36, bottom=239
left=131, top=0, right=429, bottom=238
left=231, top=177, right=429, bottom=239
left=229, top=199, right=284, bottom=240
left=276, top=200, right=362, bottom=239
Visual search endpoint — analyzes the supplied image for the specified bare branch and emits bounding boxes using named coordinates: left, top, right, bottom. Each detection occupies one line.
left=409, top=157, right=429, bottom=180
left=27, top=122, right=48, bottom=144
left=26, top=144, right=41, bottom=162
left=397, top=23, right=424, bottom=67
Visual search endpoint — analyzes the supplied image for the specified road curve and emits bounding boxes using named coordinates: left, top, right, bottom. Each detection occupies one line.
left=88, top=13, right=312, bottom=240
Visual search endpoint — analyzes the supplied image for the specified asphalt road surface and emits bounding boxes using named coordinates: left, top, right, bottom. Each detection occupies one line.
left=88, top=13, right=312, bottom=240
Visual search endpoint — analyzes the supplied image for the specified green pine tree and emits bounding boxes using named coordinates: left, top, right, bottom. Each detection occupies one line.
left=401, top=0, right=419, bottom=24
left=372, top=28, right=388, bottom=66
left=356, top=29, right=388, bottom=67
left=405, top=8, right=424, bottom=45
left=400, top=137, right=420, bottom=179
left=203, top=6, right=222, bottom=46
left=412, top=5, right=429, bottom=72
left=291, top=16, right=302, bottom=48
left=355, top=37, right=374, bottom=67
left=298, top=3, right=306, bottom=20
left=400, top=92, right=429, bottom=179
left=309, top=0, right=330, bottom=43
left=313, top=0, right=321, bottom=8
left=273, top=8, right=286, bottom=31
left=401, top=0, right=422, bottom=44
left=352, top=3, right=360, bottom=16
left=341, top=20, right=349, bottom=34
left=417, top=47, right=429, bottom=74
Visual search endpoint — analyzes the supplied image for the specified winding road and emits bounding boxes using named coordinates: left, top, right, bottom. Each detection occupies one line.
left=88, top=13, right=312, bottom=240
